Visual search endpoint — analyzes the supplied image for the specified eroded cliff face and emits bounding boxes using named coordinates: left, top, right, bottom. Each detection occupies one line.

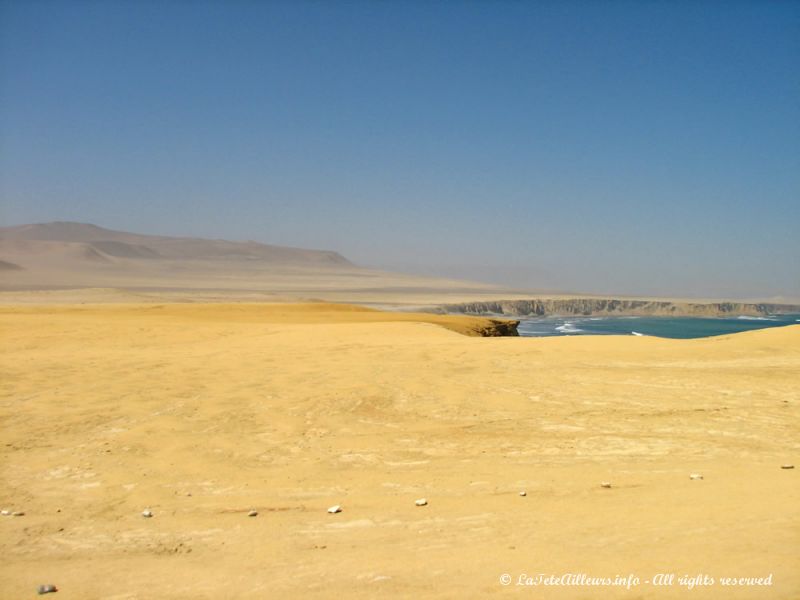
left=470, top=318, right=520, bottom=337
left=438, top=299, right=800, bottom=318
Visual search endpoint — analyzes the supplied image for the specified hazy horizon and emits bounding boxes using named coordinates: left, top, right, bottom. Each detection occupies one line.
left=2, top=1, right=798, bottom=299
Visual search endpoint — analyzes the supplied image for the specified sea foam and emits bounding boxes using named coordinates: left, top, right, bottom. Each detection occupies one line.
left=737, top=316, right=775, bottom=321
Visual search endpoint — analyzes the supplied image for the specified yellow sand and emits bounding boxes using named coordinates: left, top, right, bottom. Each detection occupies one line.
left=1, top=303, right=798, bottom=599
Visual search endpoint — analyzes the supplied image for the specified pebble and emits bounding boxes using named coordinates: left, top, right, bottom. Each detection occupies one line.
left=327, top=505, right=342, bottom=514
left=780, top=464, right=794, bottom=469
left=142, top=509, right=154, bottom=518
left=600, top=482, right=612, bottom=488
left=37, top=584, right=58, bottom=594
left=415, top=498, right=428, bottom=507
left=689, top=473, right=704, bottom=480
left=247, top=510, right=258, bottom=517
left=11, top=511, right=24, bottom=516
left=0, top=510, right=9, bottom=516
left=519, top=491, right=527, bottom=497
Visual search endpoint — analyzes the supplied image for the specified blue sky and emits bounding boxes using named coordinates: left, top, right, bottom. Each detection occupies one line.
left=1, top=1, right=798, bottom=298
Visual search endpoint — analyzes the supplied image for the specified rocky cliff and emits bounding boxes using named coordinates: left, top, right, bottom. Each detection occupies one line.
left=437, top=298, right=800, bottom=318
left=470, top=318, right=520, bottom=337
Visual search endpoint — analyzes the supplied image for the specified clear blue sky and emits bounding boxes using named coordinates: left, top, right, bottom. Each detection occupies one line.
left=1, top=1, right=798, bottom=298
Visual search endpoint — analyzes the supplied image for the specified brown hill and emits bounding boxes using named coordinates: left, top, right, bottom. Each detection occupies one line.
left=0, top=222, right=507, bottom=302
left=0, top=222, right=353, bottom=266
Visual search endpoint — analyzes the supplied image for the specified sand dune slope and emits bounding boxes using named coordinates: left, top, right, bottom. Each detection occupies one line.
left=0, top=304, right=798, bottom=599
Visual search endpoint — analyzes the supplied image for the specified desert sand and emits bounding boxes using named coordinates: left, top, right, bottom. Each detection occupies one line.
left=1, top=303, right=798, bottom=599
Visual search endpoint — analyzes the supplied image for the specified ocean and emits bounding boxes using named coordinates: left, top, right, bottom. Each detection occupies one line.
left=517, top=314, right=800, bottom=339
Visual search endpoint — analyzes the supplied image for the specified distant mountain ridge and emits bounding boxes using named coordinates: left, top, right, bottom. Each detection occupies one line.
left=0, top=221, right=510, bottom=298
left=0, top=222, right=353, bottom=267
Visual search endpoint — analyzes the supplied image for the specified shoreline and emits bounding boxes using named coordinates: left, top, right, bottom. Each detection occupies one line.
left=515, top=313, right=800, bottom=340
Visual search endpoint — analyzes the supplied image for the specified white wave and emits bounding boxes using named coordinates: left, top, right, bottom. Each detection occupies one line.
left=737, top=316, right=775, bottom=321
left=555, top=322, right=583, bottom=334
left=631, top=331, right=645, bottom=337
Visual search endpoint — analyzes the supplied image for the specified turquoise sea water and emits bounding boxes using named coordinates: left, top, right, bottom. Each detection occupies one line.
left=517, top=314, right=800, bottom=339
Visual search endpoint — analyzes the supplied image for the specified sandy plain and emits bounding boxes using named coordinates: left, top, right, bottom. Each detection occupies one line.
left=1, top=302, right=798, bottom=599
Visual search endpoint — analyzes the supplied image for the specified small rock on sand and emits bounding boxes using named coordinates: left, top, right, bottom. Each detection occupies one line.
left=519, top=491, right=527, bottom=497
left=37, top=584, right=58, bottom=594
left=142, top=509, right=154, bottom=518
left=11, top=511, right=25, bottom=516
left=248, top=510, right=258, bottom=517
left=780, top=464, right=794, bottom=469
left=689, top=473, right=703, bottom=480
left=415, top=498, right=428, bottom=506
left=600, top=482, right=612, bottom=488
left=327, top=505, right=342, bottom=514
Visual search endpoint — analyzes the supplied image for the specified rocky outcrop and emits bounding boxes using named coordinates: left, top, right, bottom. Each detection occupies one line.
left=472, top=318, right=520, bottom=337
left=437, top=299, right=800, bottom=318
